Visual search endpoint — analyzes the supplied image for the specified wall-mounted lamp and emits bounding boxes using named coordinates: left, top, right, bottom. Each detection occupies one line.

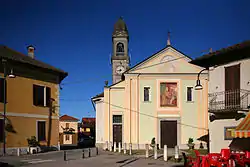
left=195, top=68, right=209, bottom=90
left=8, top=69, right=15, bottom=78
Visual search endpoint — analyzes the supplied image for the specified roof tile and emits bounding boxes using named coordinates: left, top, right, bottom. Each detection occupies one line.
left=60, top=115, right=79, bottom=121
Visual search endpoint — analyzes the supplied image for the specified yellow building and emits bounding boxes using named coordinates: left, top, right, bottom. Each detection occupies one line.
left=0, top=45, right=67, bottom=154
left=99, top=18, right=209, bottom=150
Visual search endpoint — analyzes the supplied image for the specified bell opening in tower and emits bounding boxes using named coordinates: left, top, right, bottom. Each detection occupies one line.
left=116, top=42, right=124, bottom=56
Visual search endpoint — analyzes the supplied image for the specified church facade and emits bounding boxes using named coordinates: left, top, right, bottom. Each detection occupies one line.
left=93, top=17, right=209, bottom=149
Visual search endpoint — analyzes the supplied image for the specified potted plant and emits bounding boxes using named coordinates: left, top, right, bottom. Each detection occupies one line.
left=187, top=137, right=195, bottom=150
left=27, top=136, right=40, bottom=154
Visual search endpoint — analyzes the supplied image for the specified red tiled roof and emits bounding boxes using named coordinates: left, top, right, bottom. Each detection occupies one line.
left=82, top=118, right=95, bottom=123
left=60, top=115, right=79, bottom=121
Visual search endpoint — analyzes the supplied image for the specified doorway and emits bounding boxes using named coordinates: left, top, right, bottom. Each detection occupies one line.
left=225, top=64, right=240, bottom=109
left=160, top=120, right=177, bottom=148
left=112, top=115, right=122, bottom=147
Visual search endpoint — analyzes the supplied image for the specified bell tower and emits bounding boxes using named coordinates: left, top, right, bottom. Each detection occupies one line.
left=111, top=17, right=130, bottom=84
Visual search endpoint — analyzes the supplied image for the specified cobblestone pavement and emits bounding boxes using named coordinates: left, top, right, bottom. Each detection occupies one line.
left=0, top=149, right=184, bottom=167
left=26, top=151, right=182, bottom=167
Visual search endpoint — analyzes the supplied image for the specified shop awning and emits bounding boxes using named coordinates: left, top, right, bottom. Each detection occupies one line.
left=234, top=113, right=250, bottom=138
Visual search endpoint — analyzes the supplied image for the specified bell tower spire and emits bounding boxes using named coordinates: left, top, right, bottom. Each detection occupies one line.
left=111, top=17, right=130, bottom=84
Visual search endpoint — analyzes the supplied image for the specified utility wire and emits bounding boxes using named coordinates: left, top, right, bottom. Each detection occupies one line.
left=59, top=54, right=208, bottom=131
left=60, top=55, right=188, bottom=86
left=60, top=98, right=208, bottom=131
left=60, top=98, right=90, bottom=102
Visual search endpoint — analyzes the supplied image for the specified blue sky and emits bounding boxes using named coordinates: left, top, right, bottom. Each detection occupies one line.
left=1, top=0, right=250, bottom=120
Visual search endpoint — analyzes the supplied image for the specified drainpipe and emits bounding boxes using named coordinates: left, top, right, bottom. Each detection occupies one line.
left=137, top=74, right=140, bottom=147
left=108, top=87, right=111, bottom=143
left=130, top=78, right=132, bottom=144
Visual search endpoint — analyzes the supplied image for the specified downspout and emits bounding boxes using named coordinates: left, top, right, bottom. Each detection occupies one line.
left=137, top=74, right=140, bottom=147
left=108, top=87, right=111, bottom=143
left=130, top=78, right=132, bottom=144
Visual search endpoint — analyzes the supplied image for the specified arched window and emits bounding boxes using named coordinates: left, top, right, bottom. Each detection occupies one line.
left=116, top=43, right=124, bottom=53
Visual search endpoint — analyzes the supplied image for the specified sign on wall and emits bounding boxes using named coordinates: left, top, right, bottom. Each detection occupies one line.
left=224, top=126, right=236, bottom=140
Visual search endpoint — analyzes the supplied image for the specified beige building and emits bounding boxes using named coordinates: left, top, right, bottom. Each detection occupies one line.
left=91, top=93, right=104, bottom=148
left=0, top=45, right=67, bottom=154
left=59, top=115, right=79, bottom=145
left=191, top=40, right=250, bottom=153
left=93, top=18, right=209, bottom=150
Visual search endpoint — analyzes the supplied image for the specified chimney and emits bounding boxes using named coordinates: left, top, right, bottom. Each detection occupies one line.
left=27, top=45, right=35, bottom=59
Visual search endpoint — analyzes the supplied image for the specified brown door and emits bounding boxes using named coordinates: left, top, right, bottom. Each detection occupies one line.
left=113, top=125, right=122, bottom=147
left=160, top=120, right=177, bottom=148
left=225, top=64, right=240, bottom=109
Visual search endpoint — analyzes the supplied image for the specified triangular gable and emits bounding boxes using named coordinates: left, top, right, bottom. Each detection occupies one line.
left=125, top=46, right=203, bottom=74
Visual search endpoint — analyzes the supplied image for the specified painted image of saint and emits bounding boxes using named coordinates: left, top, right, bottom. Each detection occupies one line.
left=160, top=82, right=177, bottom=107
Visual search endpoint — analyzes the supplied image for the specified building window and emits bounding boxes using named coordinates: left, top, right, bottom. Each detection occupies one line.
left=33, top=85, right=51, bottom=107
left=86, top=128, right=90, bottom=132
left=0, top=119, right=4, bottom=142
left=66, top=135, right=70, bottom=141
left=187, top=87, right=193, bottom=102
left=113, top=115, right=122, bottom=124
left=0, top=78, right=6, bottom=103
left=144, top=87, right=151, bottom=102
left=37, top=121, right=46, bottom=142
left=66, top=123, right=69, bottom=129
left=224, top=126, right=236, bottom=140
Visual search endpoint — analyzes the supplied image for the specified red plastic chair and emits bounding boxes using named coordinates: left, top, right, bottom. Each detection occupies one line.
left=182, top=150, right=202, bottom=167
left=243, top=151, right=250, bottom=166
left=231, top=151, right=245, bottom=166
left=217, top=149, right=235, bottom=167
left=221, top=149, right=231, bottom=160
left=207, top=153, right=221, bottom=167
left=193, top=150, right=202, bottom=167
left=182, top=152, right=196, bottom=167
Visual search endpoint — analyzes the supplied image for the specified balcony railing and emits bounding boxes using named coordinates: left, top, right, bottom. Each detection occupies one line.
left=208, top=89, right=250, bottom=113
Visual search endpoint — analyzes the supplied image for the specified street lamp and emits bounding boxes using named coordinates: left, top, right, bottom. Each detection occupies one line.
left=195, top=67, right=210, bottom=152
left=195, top=68, right=209, bottom=90
left=1, top=59, right=15, bottom=156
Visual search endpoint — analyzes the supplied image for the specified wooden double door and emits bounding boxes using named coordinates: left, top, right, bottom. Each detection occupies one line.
left=160, top=120, right=177, bottom=148
left=113, top=124, right=122, bottom=147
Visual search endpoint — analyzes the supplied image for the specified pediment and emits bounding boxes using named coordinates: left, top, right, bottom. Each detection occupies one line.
left=127, top=46, right=203, bottom=74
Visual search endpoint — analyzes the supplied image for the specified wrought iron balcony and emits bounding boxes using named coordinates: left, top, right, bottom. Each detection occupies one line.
left=208, top=89, right=250, bottom=113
